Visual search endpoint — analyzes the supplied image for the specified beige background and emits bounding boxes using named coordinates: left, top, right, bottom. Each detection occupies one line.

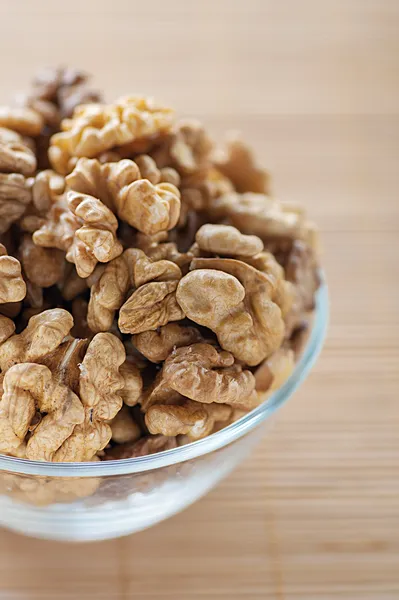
left=0, top=1, right=398, bottom=598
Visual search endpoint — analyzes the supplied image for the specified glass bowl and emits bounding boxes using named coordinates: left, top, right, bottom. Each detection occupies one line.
left=0, top=281, right=328, bottom=542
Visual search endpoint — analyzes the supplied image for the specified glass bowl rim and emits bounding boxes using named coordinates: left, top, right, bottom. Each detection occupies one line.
left=0, top=276, right=328, bottom=478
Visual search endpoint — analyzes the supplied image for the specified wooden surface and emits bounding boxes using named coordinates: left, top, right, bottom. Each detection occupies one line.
left=0, top=1, right=398, bottom=598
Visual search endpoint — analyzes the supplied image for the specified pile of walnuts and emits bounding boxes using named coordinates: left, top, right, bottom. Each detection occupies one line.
left=0, top=68, right=320, bottom=463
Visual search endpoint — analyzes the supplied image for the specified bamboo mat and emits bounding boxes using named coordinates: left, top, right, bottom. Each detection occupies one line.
left=0, top=2, right=398, bottom=598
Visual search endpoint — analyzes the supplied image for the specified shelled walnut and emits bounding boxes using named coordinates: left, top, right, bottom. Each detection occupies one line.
left=0, top=67, right=321, bottom=466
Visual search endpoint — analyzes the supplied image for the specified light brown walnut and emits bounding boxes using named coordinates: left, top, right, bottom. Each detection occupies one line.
left=66, top=191, right=123, bottom=277
left=19, top=170, right=65, bottom=238
left=66, top=158, right=181, bottom=235
left=110, top=405, right=140, bottom=444
left=67, top=157, right=180, bottom=235
left=133, top=323, right=202, bottom=363
left=159, top=167, right=180, bottom=186
left=125, top=247, right=181, bottom=287
left=195, top=224, right=263, bottom=257
left=176, top=258, right=287, bottom=366
left=0, top=127, right=37, bottom=176
left=145, top=399, right=232, bottom=440
left=133, top=154, right=162, bottom=184
left=135, top=232, right=195, bottom=270
left=0, top=308, right=73, bottom=372
left=144, top=343, right=258, bottom=410
left=40, top=338, right=88, bottom=392
left=17, top=96, right=61, bottom=129
left=49, top=96, right=174, bottom=174
left=33, top=194, right=80, bottom=252
left=119, top=359, right=143, bottom=407
left=87, top=253, right=129, bottom=333
left=53, top=333, right=125, bottom=462
left=0, top=471, right=100, bottom=506
left=0, top=362, right=84, bottom=460
left=180, top=166, right=234, bottom=213
left=281, top=240, right=320, bottom=312
left=214, top=133, right=270, bottom=193
left=243, top=251, right=294, bottom=319
left=86, top=246, right=182, bottom=334
left=0, top=244, right=26, bottom=303
left=211, top=192, right=316, bottom=246
left=104, top=434, right=177, bottom=460
left=119, top=280, right=185, bottom=335
left=19, top=234, right=64, bottom=288
left=31, top=169, right=65, bottom=213
left=0, top=106, right=44, bottom=137
left=254, top=347, right=295, bottom=393
left=0, top=315, right=15, bottom=344
left=0, top=173, right=32, bottom=234
left=152, top=119, right=213, bottom=175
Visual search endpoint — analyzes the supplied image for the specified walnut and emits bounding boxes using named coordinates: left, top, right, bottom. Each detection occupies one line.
left=49, top=96, right=174, bottom=174
left=281, top=240, right=320, bottom=312
left=104, top=434, right=177, bottom=460
left=32, top=194, right=79, bottom=252
left=26, top=66, right=102, bottom=119
left=0, top=173, right=32, bottom=234
left=152, top=119, right=213, bottom=175
left=0, top=106, right=44, bottom=137
left=179, top=167, right=234, bottom=221
left=0, top=471, right=100, bottom=506
left=213, top=133, right=270, bottom=193
left=242, top=251, right=294, bottom=319
left=19, top=170, right=65, bottom=240
left=0, top=308, right=73, bottom=371
left=135, top=232, right=195, bottom=270
left=176, top=258, right=287, bottom=366
left=19, top=234, right=64, bottom=288
left=254, top=347, right=295, bottom=393
left=145, top=399, right=232, bottom=440
left=31, top=169, right=65, bottom=213
left=133, top=154, right=162, bottom=184
left=144, top=343, right=258, bottom=409
left=0, top=244, right=26, bottom=303
left=160, top=167, right=180, bottom=186
left=0, top=127, right=37, bottom=176
left=0, top=362, right=84, bottom=460
left=87, top=244, right=183, bottom=334
left=211, top=192, right=315, bottom=245
left=66, top=158, right=181, bottom=235
left=0, top=70, right=322, bottom=463
left=119, top=280, right=185, bottom=335
left=40, top=337, right=88, bottom=392
left=110, top=405, right=140, bottom=444
left=16, top=96, right=60, bottom=129
left=133, top=323, right=202, bottom=363
left=195, top=224, right=263, bottom=257
left=66, top=191, right=123, bottom=277
left=53, top=333, right=125, bottom=462
left=118, top=359, right=143, bottom=407
left=87, top=253, right=129, bottom=333
left=0, top=315, right=15, bottom=344
left=126, top=247, right=182, bottom=287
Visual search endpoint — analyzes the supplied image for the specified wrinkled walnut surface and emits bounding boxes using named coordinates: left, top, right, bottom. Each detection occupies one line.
left=0, top=67, right=320, bottom=466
